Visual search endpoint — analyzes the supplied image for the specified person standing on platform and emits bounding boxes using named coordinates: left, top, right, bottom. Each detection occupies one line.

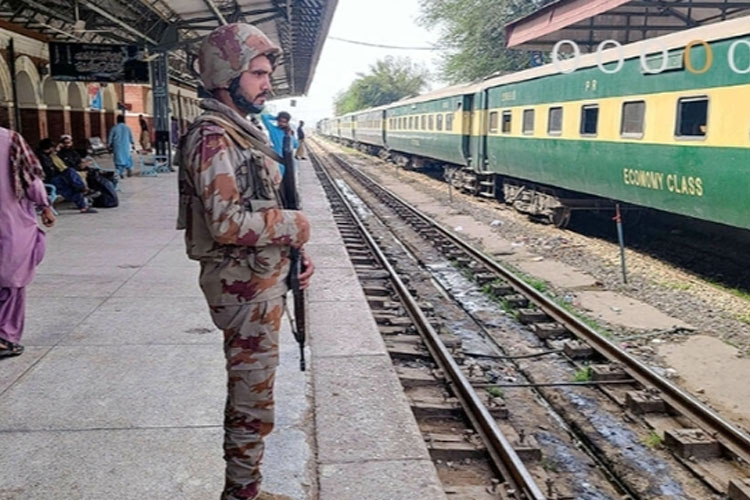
left=108, top=115, right=135, bottom=178
left=260, top=111, right=296, bottom=176
left=177, top=23, right=314, bottom=500
left=294, top=120, right=307, bottom=160
left=0, top=127, right=55, bottom=359
left=139, top=114, right=151, bottom=151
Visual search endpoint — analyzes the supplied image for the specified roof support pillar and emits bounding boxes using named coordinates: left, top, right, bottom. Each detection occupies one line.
left=150, top=52, right=172, bottom=167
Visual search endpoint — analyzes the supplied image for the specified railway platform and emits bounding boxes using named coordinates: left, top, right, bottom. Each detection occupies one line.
left=0, top=155, right=445, bottom=500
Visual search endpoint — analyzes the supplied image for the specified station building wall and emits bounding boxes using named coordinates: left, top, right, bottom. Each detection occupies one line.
left=0, top=27, right=201, bottom=151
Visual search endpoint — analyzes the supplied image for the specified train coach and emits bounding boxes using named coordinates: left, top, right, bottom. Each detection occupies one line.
left=320, top=17, right=750, bottom=231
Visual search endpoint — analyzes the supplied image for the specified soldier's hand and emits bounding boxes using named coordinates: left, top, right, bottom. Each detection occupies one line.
left=299, top=251, right=315, bottom=290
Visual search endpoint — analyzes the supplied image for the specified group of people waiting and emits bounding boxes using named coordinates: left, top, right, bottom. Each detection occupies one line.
left=37, top=129, right=124, bottom=214
left=35, top=113, right=165, bottom=214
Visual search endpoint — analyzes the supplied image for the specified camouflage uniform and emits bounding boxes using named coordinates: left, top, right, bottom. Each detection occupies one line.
left=177, top=23, right=310, bottom=500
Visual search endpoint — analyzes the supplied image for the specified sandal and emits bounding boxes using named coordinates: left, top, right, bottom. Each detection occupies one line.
left=0, top=338, right=24, bottom=359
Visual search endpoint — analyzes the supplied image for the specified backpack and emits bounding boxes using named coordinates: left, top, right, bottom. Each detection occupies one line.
left=88, top=169, right=119, bottom=208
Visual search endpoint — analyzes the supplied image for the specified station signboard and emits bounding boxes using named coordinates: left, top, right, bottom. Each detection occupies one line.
left=49, top=42, right=150, bottom=83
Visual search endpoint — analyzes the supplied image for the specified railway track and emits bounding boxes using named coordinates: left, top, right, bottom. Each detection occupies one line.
left=309, top=137, right=750, bottom=500
left=311, top=140, right=547, bottom=500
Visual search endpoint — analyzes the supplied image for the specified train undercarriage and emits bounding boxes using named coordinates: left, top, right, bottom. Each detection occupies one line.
left=443, top=165, right=615, bottom=229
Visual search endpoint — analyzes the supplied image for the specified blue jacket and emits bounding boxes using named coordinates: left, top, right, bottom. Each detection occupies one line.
left=260, top=114, right=297, bottom=177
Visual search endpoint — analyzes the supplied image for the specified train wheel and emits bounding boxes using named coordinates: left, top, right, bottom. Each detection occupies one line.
left=551, top=207, right=572, bottom=228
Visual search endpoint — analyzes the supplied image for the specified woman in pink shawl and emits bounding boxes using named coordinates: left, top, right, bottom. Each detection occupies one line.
left=0, top=127, right=55, bottom=359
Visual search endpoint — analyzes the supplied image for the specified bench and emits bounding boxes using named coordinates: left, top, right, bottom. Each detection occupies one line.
left=88, top=137, right=108, bottom=157
left=137, top=152, right=169, bottom=177
left=44, top=184, right=59, bottom=214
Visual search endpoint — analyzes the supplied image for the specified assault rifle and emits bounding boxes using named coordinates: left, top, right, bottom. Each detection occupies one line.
left=281, top=131, right=308, bottom=371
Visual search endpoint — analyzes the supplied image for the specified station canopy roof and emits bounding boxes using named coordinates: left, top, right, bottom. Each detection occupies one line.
left=506, top=0, right=750, bottom=51
left=0, top=0, right=338, bottom=96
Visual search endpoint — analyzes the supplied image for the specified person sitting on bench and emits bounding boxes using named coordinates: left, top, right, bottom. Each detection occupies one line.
left=37, top=139, right=97, bottom=214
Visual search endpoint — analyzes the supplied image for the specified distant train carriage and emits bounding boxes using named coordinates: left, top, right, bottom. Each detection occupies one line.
left=317, top=118, right=334, bottom=137
left=353, top=107, right=387, bottom=153
left=384, top=86, right=472, bottom=168
left=339, top=113, right=356, bottom=142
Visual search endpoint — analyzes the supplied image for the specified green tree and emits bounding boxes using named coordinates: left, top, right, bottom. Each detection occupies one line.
left=334, top=57, right=429, bottom=115
left=419, top=0, right=555, bottom=83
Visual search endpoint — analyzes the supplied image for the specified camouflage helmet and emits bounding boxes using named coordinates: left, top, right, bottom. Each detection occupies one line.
left=199, top=23, right=281, bottom=91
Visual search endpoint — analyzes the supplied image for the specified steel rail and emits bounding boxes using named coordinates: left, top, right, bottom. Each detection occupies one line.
left=319, top=143, right=750, bottom=465
left=310, top=150, right=547, bottom=500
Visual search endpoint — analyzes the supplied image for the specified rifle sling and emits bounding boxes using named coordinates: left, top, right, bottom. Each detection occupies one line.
left=199, top=115, right=284, bottom=164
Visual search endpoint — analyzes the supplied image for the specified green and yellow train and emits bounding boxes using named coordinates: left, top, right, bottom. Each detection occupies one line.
left=319, top=18, right=750, bottom=230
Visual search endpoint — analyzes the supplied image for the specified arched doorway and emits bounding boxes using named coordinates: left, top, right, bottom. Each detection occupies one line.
left=15, top=56, right=44, bottom=147
left=103, top=84, right=118, bottom=137
left=0, top=54, right=13, bottom=129
left=67, top=82, right=89, bottom=150
left=88, top=84, right=103, bottom=140
left=42, top=77, right=67, bottom=141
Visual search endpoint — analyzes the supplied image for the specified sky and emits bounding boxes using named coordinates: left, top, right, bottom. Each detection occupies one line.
left=266, top=0, right=445, bottom=126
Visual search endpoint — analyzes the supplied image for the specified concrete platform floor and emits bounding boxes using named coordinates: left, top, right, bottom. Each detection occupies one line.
left=0, top=155, right=444, bottom=499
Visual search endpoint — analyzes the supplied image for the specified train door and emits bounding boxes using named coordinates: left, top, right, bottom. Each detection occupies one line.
left=470, top=90, right=489, bottom=172
left=380, top=110, right=386, bottom=146
left=461, top=95, right=473, bottom=166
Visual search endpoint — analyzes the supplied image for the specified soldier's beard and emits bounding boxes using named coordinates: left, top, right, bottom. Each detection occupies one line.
left=229, top=77, right=265, bottom=116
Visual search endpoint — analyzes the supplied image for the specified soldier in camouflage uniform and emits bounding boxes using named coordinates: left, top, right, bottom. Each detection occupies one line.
left=177, top=23, right=315, bottom=500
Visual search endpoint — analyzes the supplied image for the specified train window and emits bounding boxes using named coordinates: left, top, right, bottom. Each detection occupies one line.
left=676, top=97, right=708, bottom=138
left=522, top=109, right=535, bottom=135
left=429, top=115, right=434, bottom=130
left=548, top=107, right=563, bottom=135
left=437, top=114, right=444, bottom=131
left=445, top=113, right=454, bottom=131
left=621, top=102, right=645, bottom=138
left=421, top=115, right=426, bottom=130
left=502, top=111, right=512, bottom=134
left=489, top=111, right=499, bottom=133
left=580, top=105, right=599, bottom=136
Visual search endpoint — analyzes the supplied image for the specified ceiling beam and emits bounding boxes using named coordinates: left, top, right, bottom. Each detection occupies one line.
left=78, top=0, right=157, bottom=44
left=201, top=0, right=227, bottom=25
